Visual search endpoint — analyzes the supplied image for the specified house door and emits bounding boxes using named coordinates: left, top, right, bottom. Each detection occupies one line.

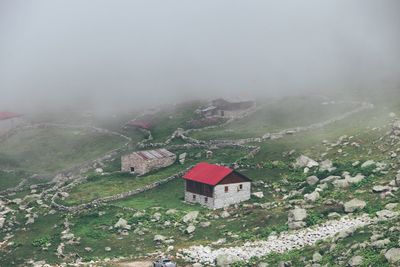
left=220, top=110, right=224, bottom=117
left=130, top=167, right=135, bottom=173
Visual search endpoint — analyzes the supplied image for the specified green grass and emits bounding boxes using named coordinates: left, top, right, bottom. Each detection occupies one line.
left=189, top=97, right=357, bottom=140
left=0, top=127, right=126, bottom=180
left=62, top=147, right=248, bottom=205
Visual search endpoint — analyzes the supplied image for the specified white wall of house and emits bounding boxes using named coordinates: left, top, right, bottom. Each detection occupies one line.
left=213, top=182, right=251, bottom=209
left=0, top=118, right=23, bottom=135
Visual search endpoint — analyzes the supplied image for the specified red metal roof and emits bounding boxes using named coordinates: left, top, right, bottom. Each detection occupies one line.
left=183, top=162, right=233, bottom=186
left=0, top=112, right=22, bottom=121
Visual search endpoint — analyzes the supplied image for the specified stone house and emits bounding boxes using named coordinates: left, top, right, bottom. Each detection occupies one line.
left=121, top=149, right=176, bottom=175
left=183, top=162, right=251, bottom=209
left=197, top=98, right=256, bottom=119
left=0, top=112, right=23, bottom=135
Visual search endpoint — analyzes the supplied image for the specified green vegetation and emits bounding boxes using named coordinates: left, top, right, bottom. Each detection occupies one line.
left=0, top=127, right=126, bottom=176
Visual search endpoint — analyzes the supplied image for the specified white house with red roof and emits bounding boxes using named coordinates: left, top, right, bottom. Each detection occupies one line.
left=183, top=162, right=251, bottom=209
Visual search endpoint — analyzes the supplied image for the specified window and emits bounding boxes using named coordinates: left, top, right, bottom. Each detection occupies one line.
left=238, top=184, right=243, bottom=191
left=130, top=167, right=135, bottom=172
left=192, top=194, right=196, bottom=201
left=204, top=197, right=208, bottom=203
left=224, top=186, right=229, bottom=193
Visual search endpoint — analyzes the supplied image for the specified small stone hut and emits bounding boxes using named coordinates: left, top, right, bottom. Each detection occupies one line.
left=121, top=149, right=176, bottom=175
left=183, top=162, right=251, bottom=209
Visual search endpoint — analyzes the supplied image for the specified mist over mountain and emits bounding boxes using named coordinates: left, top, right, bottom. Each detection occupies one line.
left=1, top=0, right=400, bottom=112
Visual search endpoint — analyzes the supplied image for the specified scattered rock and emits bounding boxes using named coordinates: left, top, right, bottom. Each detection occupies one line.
left=182, top=211, right=199, bottom=223
left=252, top=192, right=264, bottom=199
left=385, top=248, right=400, bottom=264
left=294, top=155, right=319, bottom=169
left=344, top=199, right=366, bottom=213
left=348, top=255, right=363, bottom=266
left=304, top=191, right=320, bottom=202
left=372, top=185, right=391, bottom=193
left=114, top=218, right=131, bottom=230
left=306, top=176, right=319, bottom=186
left=361, top=160, right=375, bottom=169
left=185, top=225, right=196, bottom=234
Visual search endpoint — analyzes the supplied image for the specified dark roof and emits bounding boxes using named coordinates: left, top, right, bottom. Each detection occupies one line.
left=0, top=112, right=22, bottom=121
left=183, top=162, right=234, bottom=186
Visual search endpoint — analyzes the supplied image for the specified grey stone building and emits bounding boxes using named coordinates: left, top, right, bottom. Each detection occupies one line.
left=183, top=162, right=251, bottom=209
left=121, top=149, right=176, bottom=175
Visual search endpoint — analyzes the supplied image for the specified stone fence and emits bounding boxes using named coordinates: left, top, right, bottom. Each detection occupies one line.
left=51, top=167, right=192, bottom=213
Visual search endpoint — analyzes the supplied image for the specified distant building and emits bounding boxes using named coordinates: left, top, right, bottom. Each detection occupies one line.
left=196, top=98, right=256, bottom=119
left=121, top=149, right=176, bottom=175
left=124, top=114, right=156, bottom=131
left=183, top=162, right=251, bottom=209
left=0, top=112, right=23, bottom=135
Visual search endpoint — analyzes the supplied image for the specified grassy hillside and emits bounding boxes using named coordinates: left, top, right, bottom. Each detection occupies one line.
left=0, top=127, right=126, bottom=189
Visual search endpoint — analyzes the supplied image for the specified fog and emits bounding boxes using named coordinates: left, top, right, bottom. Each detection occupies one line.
left=1, top=0, right=400, bottom=112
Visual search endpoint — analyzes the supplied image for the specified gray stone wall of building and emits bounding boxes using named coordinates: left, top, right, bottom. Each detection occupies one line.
left=121, top=153, right=176, bottom=175
left=184, top=180, right=251, bottom=209
left=213, top=182, right=251, bottom=209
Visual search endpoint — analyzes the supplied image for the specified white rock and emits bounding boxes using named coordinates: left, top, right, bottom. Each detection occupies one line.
left=252, top=192, right=264, bottom=198
left=304, top=191, right=320, bottom=202
left=114, top=218, right=131, bottom=230
left=294, top=155, right=319, bottom=169
left=344, top=199, right=366, bottom=213
left=348, top=255, right=363, bottom=266
left=306, top=176, right=319, bottom=186
left=385, top=248, right=400, bottom=264
left=361, top=160, right=375, bottom=169
left=182, top=211, right=199, bottom=223
left=185, top=225, right=196, bottom=234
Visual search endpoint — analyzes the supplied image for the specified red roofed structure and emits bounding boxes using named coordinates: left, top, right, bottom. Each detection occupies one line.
left=0, top=112, right=22, bottom=121
left=183, top=162, right=251, bottom=209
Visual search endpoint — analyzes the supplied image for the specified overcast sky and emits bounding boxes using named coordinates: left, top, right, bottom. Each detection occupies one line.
left=1, top=0, right=400, bottom=111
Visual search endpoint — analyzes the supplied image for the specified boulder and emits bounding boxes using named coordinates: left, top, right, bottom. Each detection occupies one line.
left=216, top=254, right=241, bottom=267
left=385, top=248, right=400, bottom=264
left=372, top=185, right=391, bottom=193
left=179, top=153, right=187, bottom=164
left=304, top=191, right=320, bottom=202
left=220, top=210, right=230, bottom=218
left=0, top=217, right=5, bottom=229
left=332, top=179, right=350, bottom=189
left=376, top=209, right=399, bottom=220
left=312, top=252, right=322, bottom=262
left=153, top=235, right=166, bottom=243
left=348, top=255, right=363, bottom=266
left=182, top=211, right=199, bottom=223
left=344, top=199, right=366, bottom=213
left=361, top=160, right=375, bottom=169
left=306, top=176, right=319, bottom=186
left=114, top=218, right=131, bottom=230
left=319, top=159, right=336, bottom=172
left=294, top=155, right=319, bottom=169
left=185, top=225, right=196, bottom=234
left=288, top=208, right=308, bottom=222
left=252, top=192, right=264, bottom=199
left=104, top=247, right=111, bottom=252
